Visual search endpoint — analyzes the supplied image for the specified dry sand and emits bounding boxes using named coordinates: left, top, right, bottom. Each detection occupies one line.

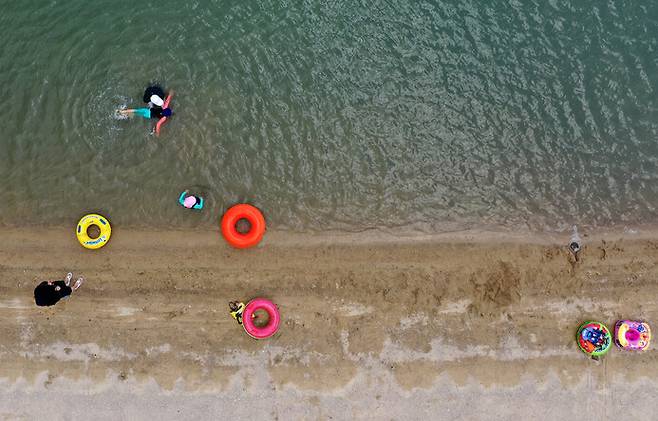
left=0, top=226, right=657, bottom=420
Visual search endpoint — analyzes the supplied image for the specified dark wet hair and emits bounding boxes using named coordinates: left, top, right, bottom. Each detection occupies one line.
left=143, top=85, right=165, bottom=103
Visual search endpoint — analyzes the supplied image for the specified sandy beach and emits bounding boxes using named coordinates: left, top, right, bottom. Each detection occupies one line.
left=2, top=0, right=657, bottom=419
left=0, top=226, right=656, bottom=419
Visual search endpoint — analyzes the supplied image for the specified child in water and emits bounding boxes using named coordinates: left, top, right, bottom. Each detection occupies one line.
left=179, top=190, right=204, bottom=210
left=118, top=86, right=174, bottom=135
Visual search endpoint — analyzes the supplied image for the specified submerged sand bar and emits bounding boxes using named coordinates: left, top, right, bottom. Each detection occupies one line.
left=0, top=227, right=657, bottom=419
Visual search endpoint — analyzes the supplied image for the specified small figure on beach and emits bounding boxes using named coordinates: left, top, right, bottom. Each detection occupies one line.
left=118, top=85, right=174, bottom=135
left=34, top=272, right=84, bottom=307
left=569, top=225, right=582, bottom=261
left=179, top=190, right=204, bottom=210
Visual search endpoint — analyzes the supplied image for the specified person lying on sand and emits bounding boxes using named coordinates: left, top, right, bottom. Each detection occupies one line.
left=34, top=272, right=84, bottom=307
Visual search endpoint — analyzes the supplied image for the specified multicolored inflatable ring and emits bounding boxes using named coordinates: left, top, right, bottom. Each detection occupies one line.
left=577, top=321, right=612, bottom=357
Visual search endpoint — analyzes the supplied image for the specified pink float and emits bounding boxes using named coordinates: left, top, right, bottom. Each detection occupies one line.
left=243, top=298, right=280, bottom=339
left=614, top=320, right=651, bottom=351
left=229, top=298, right=280, bottom=339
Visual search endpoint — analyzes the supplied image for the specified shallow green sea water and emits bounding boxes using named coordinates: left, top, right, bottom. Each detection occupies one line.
left=1, top=1, right=657, bottom=232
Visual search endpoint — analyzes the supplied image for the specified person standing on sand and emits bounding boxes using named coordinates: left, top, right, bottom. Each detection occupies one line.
left=569, top=225, right=582, bottom=261
left=34, top=272, right=84, bottom=307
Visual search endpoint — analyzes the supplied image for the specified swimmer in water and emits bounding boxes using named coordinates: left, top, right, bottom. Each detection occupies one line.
left=118, top=86, right=174, bottom=135
left=179, top=190, right=204, bottom=210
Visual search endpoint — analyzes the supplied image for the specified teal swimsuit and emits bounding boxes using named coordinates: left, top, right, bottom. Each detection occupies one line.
left=133, top=108, right=151, bottom=119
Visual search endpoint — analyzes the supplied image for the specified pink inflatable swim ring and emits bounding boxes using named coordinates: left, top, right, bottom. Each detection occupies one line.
left=614, top=320, right=651, bottom=351
left=242, top=298, right=280, bottom=339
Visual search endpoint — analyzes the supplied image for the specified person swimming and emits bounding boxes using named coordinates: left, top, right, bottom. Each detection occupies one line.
left=179, top=190, right=204, bottom=210
left=118, top=85, right=174, bottom=135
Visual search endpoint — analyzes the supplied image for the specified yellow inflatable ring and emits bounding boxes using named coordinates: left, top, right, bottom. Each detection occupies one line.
left=76, top=214, right=111, bottom=250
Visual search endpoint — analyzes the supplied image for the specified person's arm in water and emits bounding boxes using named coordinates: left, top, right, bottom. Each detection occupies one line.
left=119, top=109, right=136, bottom=115
left=155, top=91, right=174, bottom=136
left=195, top=196, right=204, bottom=209
left=163, top=90, right=174, bottom=108
left=155, top=117, right=167, bottom=135
left=179, top=191, right=188, bottom=206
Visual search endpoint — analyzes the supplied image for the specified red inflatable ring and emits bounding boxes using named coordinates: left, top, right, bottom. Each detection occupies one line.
left=221, top=204, right=266, bottom=249
left=242, top=298, right=280, bottom=339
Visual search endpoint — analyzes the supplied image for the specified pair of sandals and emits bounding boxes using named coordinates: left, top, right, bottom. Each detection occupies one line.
left=64, top=272, right=84, bottom=291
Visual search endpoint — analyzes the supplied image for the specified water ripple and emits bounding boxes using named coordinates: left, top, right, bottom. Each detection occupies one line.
left=1, top=0, right=657, bottom=232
